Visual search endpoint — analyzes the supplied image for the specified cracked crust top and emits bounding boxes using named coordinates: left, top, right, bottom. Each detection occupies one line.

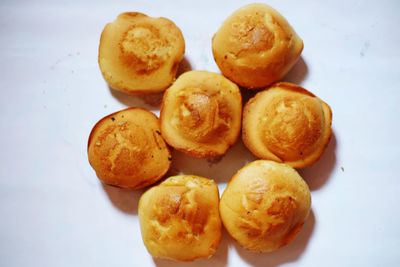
left=87, top=108, right=171, bottom=189
left=219, top=160, right=311, bottom=252
left=242, top=82, right=332, bottom=168
left=99, top=12, right=185, bottom=93
left=160, top=71, right=242, bottom=158
left=138, top=175, right=222, bottom=261
left=212, top=3, right=303, bottom=89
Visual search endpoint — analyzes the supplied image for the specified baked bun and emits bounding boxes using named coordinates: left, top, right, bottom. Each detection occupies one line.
left=99, top=12, right=185, bottom=94
left=220, top=160, right=311, bottom=252
left=138, top=175, right=221, bottom=261
left=243, top=82, right=332, bottom=168
left=160, top=70, right=242, bottom=158
left=212, top=3, right=303, bottom=89
left=87, top=108, right=171, bottom=189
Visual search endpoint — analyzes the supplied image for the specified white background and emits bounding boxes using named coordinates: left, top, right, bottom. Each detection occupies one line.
left=1, top=0, right=399, bottom=266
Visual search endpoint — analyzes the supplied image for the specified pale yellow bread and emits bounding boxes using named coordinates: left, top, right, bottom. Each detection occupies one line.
left=87, top=108, right=171, bottom=189
left=160, top=70, right=242, bottom=158
left=212, top=3, right=303, bottom=89
left=220, top=160, right=311, bottom=252
left=99, top=12, right=185, bottom=93
left=243, top=82, right=332, bottom=168
left=138, top=175, right=222, bottom=261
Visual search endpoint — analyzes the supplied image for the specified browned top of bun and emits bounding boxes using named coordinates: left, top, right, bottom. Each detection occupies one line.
left=219, top=160, right=311, bottom=252
left=139, top=175, right=221, bottom=261
left=160, top=70, right=242, bottom=158
left=212, top=3, right=303, bottom=89
left=99, top=12, right=185, bottom=93
left=88, top=108, right=170, bottom=189
left=242, top=82, right=332, bottom=168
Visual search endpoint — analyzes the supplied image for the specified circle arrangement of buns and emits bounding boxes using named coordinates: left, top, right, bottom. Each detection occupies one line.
left=138, top=175, right=221, bottom=261
left=212, top=3, right=303, bottom=89
left=88, top=2, right=334, bottom=262
left=243, top=82, right=332, bottom=168
left=160, top=70, right=242, bottom=158
left=98, top=12, right=185, bottom=94
left=220, top=160, right=311, bottom=252
left=87, top=108, right=171, bottom=189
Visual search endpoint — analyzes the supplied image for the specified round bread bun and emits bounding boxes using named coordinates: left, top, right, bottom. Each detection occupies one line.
left=138, top=175, right=222, bottom=261
left=212, top=3, right=303, bottom=89
left=243, top=82, right=332, bottom=168
left=220, top=160, right=311, bottom=252
left=87, top=108, right=171, bottom=189
left=98, top=12, right=185, bottom=94
left=160, top=70, right=242, bottom=158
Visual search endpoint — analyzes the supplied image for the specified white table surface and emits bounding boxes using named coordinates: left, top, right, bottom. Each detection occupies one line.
left=1, top=0, right=399, bottom=266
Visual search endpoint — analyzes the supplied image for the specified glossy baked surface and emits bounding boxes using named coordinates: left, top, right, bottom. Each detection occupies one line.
left=212, top=3, right=303, bottom=89
left=160, top=70, right=242, bottom=158
left=220, top=160, right=311, bottom=252
left=88, top=108, right=171, bottom=189
left=243, top=82, right=332, bottom=168
left=139, top=175, right=221, bottom=261
left=99, top=12, right=185, bottom=93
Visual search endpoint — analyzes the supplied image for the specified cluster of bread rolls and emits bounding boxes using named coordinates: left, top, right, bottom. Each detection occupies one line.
left=89, top=3, right=332, bottom=262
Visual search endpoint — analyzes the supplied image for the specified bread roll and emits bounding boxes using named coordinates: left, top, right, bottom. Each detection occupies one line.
left=138, top=175, right=222, bottom=261
left=99, top=12, right=185, bottom=93
left=87, top=108, right=170, bottom=189
left=160, top=70, right=242, bottom=158
left=220, top=160, right=311, bottom=252
left=212, top=3, right=303, bottom=89
left=243, top=82, right=332, bottom=168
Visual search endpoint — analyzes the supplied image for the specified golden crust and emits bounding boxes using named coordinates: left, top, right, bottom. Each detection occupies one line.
left=99, top=12, right=185, bottom=93
left=160, top=70, right=242, bottom=158
left=87, top=108, right=171, bottom=189
left=242, top=82, right=332, bottom=168
left=212, top=3, right=303, bottom=89
left=138, top=175, right=222, bottom=261
left=219, top=160, right=311, bottom=252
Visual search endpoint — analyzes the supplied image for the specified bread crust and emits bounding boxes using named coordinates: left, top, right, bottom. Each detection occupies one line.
left=99, top=12, right=185, bottom=93
left=212, top=3, right=303, bottom=89
left=160, top=70, right=242, bottom=158
left=219, top=160, right=311, bottom=252
left=242, top=82, right=332, bottom=168
left=139, top=175, right=222, bottom=261
left=87, top=108, right=171, bottom=189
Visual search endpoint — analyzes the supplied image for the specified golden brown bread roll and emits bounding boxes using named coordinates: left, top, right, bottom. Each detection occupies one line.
left=99, top=12, right=185, bottom=93
left=220, top=160, right=311, bottom=252
left=160, top=70, right=242, bottom=158
left=138, top=175, right=222, bottom=261
left=212, top=3, right=303, bottom=89
left=87, top=108, right=171, bottom=189
left=242, top=82, right=332, bottom=168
